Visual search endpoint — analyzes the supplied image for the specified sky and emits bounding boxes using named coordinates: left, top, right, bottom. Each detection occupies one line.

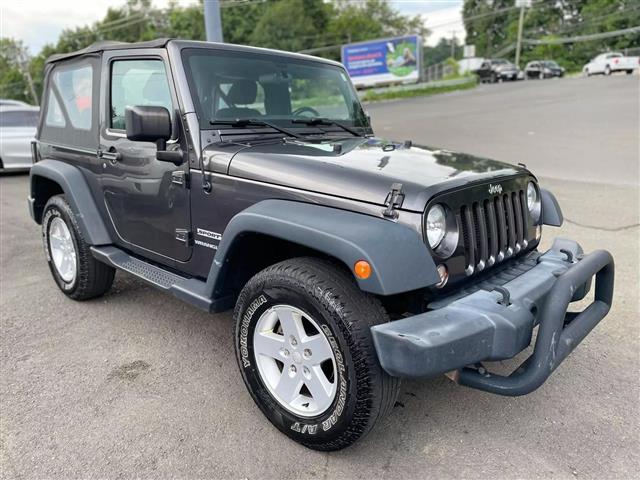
left=0, top=0, right=465, bottom=55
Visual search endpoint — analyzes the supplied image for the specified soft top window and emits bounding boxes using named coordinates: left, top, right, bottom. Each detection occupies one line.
left=39, top=56, right=99, bottom=149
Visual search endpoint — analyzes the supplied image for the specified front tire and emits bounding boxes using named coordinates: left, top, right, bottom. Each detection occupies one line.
left=234, top=257, right=400, bottom=451
left=604, top=65, right=611, bottom=76
left=42, top=195, right=115, bottom=300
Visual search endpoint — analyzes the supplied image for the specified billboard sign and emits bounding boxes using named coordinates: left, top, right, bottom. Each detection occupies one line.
left=341, top=35, right=422, bottom=88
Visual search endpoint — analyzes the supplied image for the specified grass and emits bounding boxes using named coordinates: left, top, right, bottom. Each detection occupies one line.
left=360, top=77, right=478, bottom=103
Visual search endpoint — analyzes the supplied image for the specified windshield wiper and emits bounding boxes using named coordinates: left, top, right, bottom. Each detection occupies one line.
left=291, top=117, right=363, bottom=137
left=209, top=118, right=304, bottom=139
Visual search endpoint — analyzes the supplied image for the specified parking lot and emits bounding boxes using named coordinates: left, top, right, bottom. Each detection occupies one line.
left=1, top=75, right=638, bottom=479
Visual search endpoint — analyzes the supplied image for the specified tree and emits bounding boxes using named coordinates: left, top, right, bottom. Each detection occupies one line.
left=250, top=0, right=332, bottom=52
left=1, top=0, right=430, bottom=101
left=0, top=38, right=38, bottom=104
left=462, top=0, right=640, bottom=71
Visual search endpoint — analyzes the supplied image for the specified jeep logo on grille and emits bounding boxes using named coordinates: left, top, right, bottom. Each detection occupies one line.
left=488, top=184, right=503, bottom=195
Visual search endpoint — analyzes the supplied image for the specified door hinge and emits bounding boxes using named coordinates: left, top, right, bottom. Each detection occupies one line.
left=175, top=228, right=192, bottom=244
left=383, top=183, right=405, bottom=220
left=171, top=170, right=189, bottom=188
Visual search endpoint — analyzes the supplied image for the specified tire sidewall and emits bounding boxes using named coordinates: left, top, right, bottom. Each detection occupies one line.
left=42, top=198, right=80, bottom=294
left=235, top=281, right=357, bottom=445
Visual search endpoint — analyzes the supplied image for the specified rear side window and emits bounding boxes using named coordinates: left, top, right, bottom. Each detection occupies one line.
left=0, top=110, right=39, bottom=128
left=39, top=56, right=99, bottom=149
left=110, top=59, right=172, bottom=130
left=49, top=65, right=93, bottom=130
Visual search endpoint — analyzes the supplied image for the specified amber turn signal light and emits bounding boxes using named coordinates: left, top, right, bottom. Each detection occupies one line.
left=354, top=260, right=372, bottom=279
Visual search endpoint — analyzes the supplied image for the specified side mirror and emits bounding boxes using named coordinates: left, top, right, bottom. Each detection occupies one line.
left=125, top=106, right=184, bottom=165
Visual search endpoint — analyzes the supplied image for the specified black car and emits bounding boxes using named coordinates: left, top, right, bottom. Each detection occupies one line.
left=28, top=39, right=614, bottom=451
left=525, top=60, right=565, bottom=79
left=474, top=58, right=520, bottom=83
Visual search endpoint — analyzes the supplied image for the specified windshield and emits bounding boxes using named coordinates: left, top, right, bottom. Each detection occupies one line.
left=182, top=48, right=369, bottom=130
left=542, top=61, right=559, bottom=68
left=492, top=59, right=509, bottom=65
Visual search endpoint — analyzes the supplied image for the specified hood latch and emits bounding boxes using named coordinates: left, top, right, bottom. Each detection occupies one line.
left=383, top=183, right=405, bottom=220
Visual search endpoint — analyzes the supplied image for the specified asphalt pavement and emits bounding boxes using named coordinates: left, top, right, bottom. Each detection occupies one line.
left=1, top=74, right=639, bottom=479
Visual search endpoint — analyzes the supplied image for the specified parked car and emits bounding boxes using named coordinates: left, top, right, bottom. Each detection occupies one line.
left=0, top=105, right=39, bottom=171
left=29, top=39, right=614, bottom=451
left=583, top=52, right=639, bottom=76
left=524, top=60, right=565, bottom=79
left=0, top=98, right=31, bottom=107
left=474, top=58, right=520, bottom=83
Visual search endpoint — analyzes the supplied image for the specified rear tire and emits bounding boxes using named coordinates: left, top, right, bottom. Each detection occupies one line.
left=626, top=70, right=633, bottom=75
left=42, top=195, right=115, bottom=300
left=233, top=257, right=400, bottom=451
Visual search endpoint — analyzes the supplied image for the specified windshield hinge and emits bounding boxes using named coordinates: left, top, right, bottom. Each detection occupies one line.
left=171, top=170, right=189, bottom=188
left=175, top=228, right=192, bottom=244
left=383, top=183, right=405, bottom=220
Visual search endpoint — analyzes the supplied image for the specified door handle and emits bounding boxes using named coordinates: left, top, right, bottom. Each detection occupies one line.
left=98, top=147, right=122, bottom=164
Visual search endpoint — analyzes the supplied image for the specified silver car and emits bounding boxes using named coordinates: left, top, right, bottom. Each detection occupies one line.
left=0, top=105, right=39, bottom=171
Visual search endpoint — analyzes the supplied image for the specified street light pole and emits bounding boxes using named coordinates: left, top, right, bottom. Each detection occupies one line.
left=515, top=0, right=531, bottom=68
left=204, top=0, right=223, bottom=43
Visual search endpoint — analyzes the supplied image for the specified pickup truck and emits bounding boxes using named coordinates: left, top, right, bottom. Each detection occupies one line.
left=583, top=52, right=639, bottom=76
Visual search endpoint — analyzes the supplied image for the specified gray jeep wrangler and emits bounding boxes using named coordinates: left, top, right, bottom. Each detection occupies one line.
left=29, top=39, right=614, bottom=451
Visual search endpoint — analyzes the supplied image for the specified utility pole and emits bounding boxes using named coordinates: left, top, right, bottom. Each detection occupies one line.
left=19, top=52, right=38, bottom=106
left=204, top=0, right=223, bottom=43
left=450, top=30, right=456, bottom=59
left=8, top=43, right=39, bottom=105
left=515, top=0, right=531, bottom=68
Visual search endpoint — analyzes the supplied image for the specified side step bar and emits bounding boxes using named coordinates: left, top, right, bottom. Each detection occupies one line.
left=90, top=246, right=234, bottom=313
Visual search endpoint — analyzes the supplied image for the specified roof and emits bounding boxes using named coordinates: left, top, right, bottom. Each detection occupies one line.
left=0, top=105, right=40, bottom=112
left=45, top=38, right=172, bottom=64
left=44, top=38, right=342, bottom=68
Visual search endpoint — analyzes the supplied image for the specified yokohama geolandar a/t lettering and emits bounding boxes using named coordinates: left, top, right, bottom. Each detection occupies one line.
left=29, top=38, right=615, bottom=451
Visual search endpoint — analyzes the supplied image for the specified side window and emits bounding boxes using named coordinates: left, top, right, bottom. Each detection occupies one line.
left=110, top=59, right=172, bottom=130
left=50, top=64, right=93, bottom=130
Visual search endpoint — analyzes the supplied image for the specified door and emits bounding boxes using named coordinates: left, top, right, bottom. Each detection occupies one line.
left=99, top=54, right=192, bottom=263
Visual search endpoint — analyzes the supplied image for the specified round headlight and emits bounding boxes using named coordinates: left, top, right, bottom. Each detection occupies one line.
left=426, top=204, right=446, bottom=249
left=527, top=182, right=539, bottom=210
left=527, top=181, right=541, bottom=221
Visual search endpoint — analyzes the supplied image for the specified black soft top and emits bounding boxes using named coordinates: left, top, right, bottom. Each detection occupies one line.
left=45, top=38, right=172, bottom=64
left=45, top=38, right=342, bottom=68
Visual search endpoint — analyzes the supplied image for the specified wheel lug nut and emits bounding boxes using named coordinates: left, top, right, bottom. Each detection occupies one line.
left=290, top=336, right=298, bottom=347
left=303, top=349, right=311, bottom=358
left=289, top=365, right=297, bottom=375
left=303, top=366, right=310, bottom=377
left=281, top=348, right=290, bottom=357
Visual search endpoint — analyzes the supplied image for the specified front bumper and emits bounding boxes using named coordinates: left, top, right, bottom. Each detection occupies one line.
left=371, top=238, right=614, bottom=396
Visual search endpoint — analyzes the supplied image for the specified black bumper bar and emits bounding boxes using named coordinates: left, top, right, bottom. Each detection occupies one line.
left=371, top=238, right=614, bottom=396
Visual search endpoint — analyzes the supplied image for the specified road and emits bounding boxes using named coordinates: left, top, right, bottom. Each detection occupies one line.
left=1, top=75, right=638, bottom=479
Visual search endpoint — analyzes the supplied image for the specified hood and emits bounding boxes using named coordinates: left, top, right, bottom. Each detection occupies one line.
left=220, top=138, right=527, bottom=212
left=220, top=137, right=527, bottom=212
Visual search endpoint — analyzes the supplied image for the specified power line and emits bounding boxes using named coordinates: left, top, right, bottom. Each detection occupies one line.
left=524, top=26, right=640, bottom=45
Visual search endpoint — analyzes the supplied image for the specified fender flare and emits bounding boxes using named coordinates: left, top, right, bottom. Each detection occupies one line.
left=204, top=199, right=440, bottom=296
left=540, top=188, right=563, bottom=227
left=29, top=159, right=113, bottom=245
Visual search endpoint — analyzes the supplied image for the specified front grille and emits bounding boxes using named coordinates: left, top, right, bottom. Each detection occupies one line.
left=460, top=189, right=530, bottom=276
